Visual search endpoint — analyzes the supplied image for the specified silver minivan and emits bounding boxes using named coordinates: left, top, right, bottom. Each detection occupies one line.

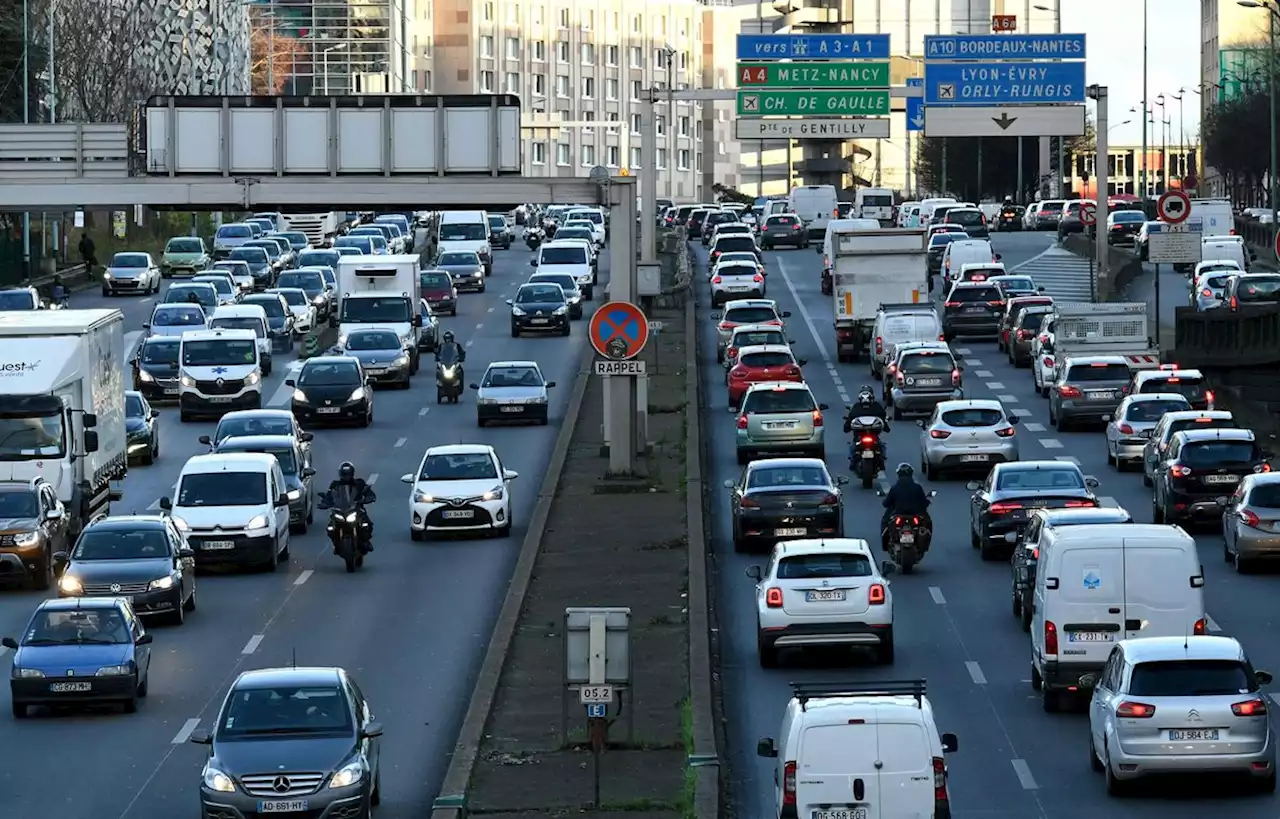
left=734, top=382, right=828, bottom=464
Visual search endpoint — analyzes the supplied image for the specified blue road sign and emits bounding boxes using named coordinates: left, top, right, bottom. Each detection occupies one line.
left=923, top=34, right=1086, bottom=61
left=586, top=703, right=607, bottom=718
left=736, top=33, right=891, bottom=62
left=924, top=61, right=1085, bottom=106
left=906, top=78, right=924, bottom=132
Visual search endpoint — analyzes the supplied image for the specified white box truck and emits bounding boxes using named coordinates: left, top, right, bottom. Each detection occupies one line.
left=832, top=229, right=929, bottom=362
left=285, top=212, right=344, bottom=247
left=332, top=255, right=424, bottom=373
left=0, top=309, right=127, bottom=535
left=1048, top=302, right=1160, bottom=370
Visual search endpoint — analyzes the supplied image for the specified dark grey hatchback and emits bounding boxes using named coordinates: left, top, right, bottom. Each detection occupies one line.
left=942, top=282, right=1004, bottom=339
left=192, top=666, right=382, bottom=819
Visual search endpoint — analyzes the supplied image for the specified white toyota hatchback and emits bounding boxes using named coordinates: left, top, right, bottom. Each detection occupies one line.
left=401, top=444, right=518, bottom=540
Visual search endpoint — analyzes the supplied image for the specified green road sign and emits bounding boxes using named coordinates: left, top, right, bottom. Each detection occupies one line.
left=736, top=90, right=890, bottom=117
left=736, top=62, right=890, bottom=89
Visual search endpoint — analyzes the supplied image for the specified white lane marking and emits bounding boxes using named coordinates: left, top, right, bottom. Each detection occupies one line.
left=953, top=347, right=972, bottom=355
left=465, top=339, right=475, bottom=348
left=367, top=472, right=379, bottom=485
left=146, top=498, right=162, bottom=511
left=975, top=370, right=993, bottom=378
left=474, top=323, right=484, bottom=331
left=1009, top=246, right=1057, bottom=273
left=171, top=718, right=201, bottom=745
left=266, top=378, right=295, bottom=408
left=241, top=634, right=265, bottom=655
left=776, top=256, right=835, bottom=366
left=1024, top=422, right=1046, bottom=432
left=0, top=646, right=9, bottom=660
left=1011, top=759, right=1039, bottom=790
left=293, top=569, right=313, bottom=586
left=965, top=357, right=984, bottom=366
left=419, top=407, right=429, bottom=416
left=1039, top=438, right=1063, bottom=449
left=487, top=306, right=495, bottom=313
left=1206, top=615, right=1222, bottom=633
left=1098, top=496, right=1120, bottom=508
left=122, top=331, right=144, bottom=365
left=997, top=394, right=1019, bottom=404
left=929, top=586, right=946, bottom=605
left=141, top=297, right=152, bottom=304
left=966, top=661, right=987, bottom=685
left=1055, top=455, right=1081, bottom=465
left=394, top=437, right=407, bottom=448
left=987, top=381, right=1006, bottom=390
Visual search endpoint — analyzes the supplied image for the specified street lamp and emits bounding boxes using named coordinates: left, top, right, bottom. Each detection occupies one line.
left=1155, top=93, right=1169, bottom=193
left=1239, top=0, right=1279, bottom=228
left=322, top=43, right=347, bottom=95
left=1032, top=4, right=1064, bottom=194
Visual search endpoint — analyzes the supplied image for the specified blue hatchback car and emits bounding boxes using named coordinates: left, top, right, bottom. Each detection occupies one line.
left=3, top=597, right=153, bottom=718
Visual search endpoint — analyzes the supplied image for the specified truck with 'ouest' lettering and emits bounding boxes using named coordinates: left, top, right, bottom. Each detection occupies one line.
left=832, top=228, right=929, bottom=363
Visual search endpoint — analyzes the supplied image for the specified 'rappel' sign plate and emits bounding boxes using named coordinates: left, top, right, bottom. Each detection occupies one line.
left=1157, top=190, right=1191, bottom=224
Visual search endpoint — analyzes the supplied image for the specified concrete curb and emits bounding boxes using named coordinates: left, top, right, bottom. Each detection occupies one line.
left=429, top=337, right=596, bottom=819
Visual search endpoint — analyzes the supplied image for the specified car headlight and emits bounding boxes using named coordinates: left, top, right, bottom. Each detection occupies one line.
left=180, top=373, right=196, bottom=387
left=138, top=370, right=154, bottom=383
left=476, top=397, right=495, bottom=406
left=12, top=531, right=39, bottom=547
left=482, top=486, right=505, bottom=501
left=293, top=389, right=309, bottom=403
left=172, top=517, right=190, bottom=532
left=149, top=575, right=176, bottom=591
left=102, top=272, right=113, bottom=280
left=58, top=574, right=83, bottom=594
left=203, top=766, right=236, bottom=793
left=287, top=488, right=301, bottom=500
left=246, top=514, right=269, bottom=530
left=393, top=354, right=409, bottom=366
left=96, top=665, right=131, bottom=676
left=412, top=491, right=435, bottom=504
left=553, top=306, right=568, bottom=315
left=511, top=306, right=527, bottom=317
left=348, top=388, right=366, bottom=402
left=245, top=371, right=261, bottom=386
left=328, top=759, right=365, bottom=789
left=312, top=295, right=326, bottom=305
left=14, top=668, right=44, bottom=678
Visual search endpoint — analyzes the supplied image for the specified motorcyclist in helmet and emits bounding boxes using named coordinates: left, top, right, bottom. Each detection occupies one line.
left=328, top=461, right=376, bottom=552
left=436, top=330, right=466, bottom=364
left=844, top=385, right=889, bottom=464
left=881, top=463, right=932, bottom=547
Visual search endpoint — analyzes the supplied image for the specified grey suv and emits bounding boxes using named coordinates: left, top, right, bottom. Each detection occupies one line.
left=1048, top=355, right=1132, bottom=431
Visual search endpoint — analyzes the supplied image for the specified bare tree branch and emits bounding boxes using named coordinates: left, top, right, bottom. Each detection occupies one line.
left=250, top=29, right=306, bottom=94
left=51, top=0, right=153, bottom=122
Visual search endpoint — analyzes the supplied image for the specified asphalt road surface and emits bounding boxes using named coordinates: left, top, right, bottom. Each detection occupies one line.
left=699, top=228, right=1280, bottom=818
left=0, top=235, right=606, bottom=819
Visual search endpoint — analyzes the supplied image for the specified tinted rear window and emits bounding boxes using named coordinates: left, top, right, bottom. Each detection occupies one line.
left=742, top=389, right=815, bottom=414
left=949, top=210, right=983, bottom=226
left=929, top=234, right=961, bottom=247
left=900, top=353, right=954, bottom=373
left=1128, top=660, right=1255, bottom=697
left=1016, top=313, right=1046, bottom=331
left=1236, top=277, right=1280, bottom=301
left=769, top=216, right=799, bottom=226
left=1039, top=202, right=1063, bottom=213
left=1124, top=399, right=1190, bottom=422
left=1065, top=363, right=1131, bottom=381
left=733, top=331, right=784, bottom=346
left=716, top=237, right=757, bottom=252
left=941, top=408, right=1003, bottom=427
left=1168, top=418, right=1236, bottom=437
left=949, top=286, right=999, bottom=302
left=777, top=553, right=873, bottom=579
left=995, top=468, right=1085, bottom=491
left=1180, top=441, right=1258, bottom=466
left=1139, top=376, right=1205, bottom=400
left=725, top=307, right=778, bottom=324
left=739, top=352, right=793, bottom=368
left=1202, top=274, right=1232, bottom=289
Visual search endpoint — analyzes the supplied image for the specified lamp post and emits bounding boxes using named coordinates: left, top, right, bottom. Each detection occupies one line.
left=322, top=43, right=346, bottom=95
left=1155, top=93, right=1168, bottom=193
left=1239, top=0, right=1279, bottom=229
left=1172, top=89, right=1186, bottom=185
left=1033, top=3, right=1060, bottom=195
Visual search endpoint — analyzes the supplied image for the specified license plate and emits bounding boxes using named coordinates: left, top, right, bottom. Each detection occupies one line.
left=963, top=306, right=984, bottom=313
left=960, top=454, right=989, bottom=462
left=442, top=510, right=474, bottom=519
left=1203, top=475, right=1239, bottom=484
left=1168, top=729, right=1220, bottom=741
left=201, top=540, right=236, bottom=550
left=500, top=405, right=525, bottom=413
left=259, top=801, right=309, bottom=813
left=163, top=387, right=179, bottom=395
left=899, top=532, right=915, bottom=544
left=916, top=378, right=942, bottom=386
left=860, top=450, right=875, bottom=459
left=209, top=396, right=234, bottom=403
left=530, top=318, right=549, bottom=324
left=805, top=589, right=846, bottom=602
left=1068, top=631, right=1114, bottom=642
left=317, top=407, right=341, bottom=414
left=366, top=368, right=386, bottom=375
left=775, top=527, right=806, bottom=537
left=763, top=421, right=799, bottom=430
left=1087, top=391, right=1115, bottom=401
left=813, top=810, right=867, bottom=819
left=49, top=682, right=92, bottom=692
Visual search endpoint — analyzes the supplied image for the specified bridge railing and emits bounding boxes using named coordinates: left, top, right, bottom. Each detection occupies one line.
left=0, top=124, right=130, bottom=180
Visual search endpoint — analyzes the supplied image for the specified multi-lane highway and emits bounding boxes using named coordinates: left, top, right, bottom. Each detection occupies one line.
left=0, top=233, right=604, bottom=819
left=699, top=230, right=1280, bottom=817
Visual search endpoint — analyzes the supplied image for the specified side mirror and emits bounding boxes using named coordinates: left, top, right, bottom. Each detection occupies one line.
left=994, top=254, right=1002, bottom=260
left=941, top=732, right=959, bottom=753
left=710, top=312, right=721, bottom=320
left=781, top=311, right=792, bottom=318
left=881, top=560, right=898, bottom=575
left=0, top=637, right=17, bottom=650
left=83, top=431, right=99, bottom=453
left=965, top=481, right=981, bottom=491
left=275, top=495, right=290, bottom=508
left=159, top=497, right=172, bottom=510
left=51, top=550, right=68, bottom=568
left=1257, top=670, right=1274, bottom=686
left=188, top=728, right=213, bottom=745
left=505, top=299, right=514, bottom=306
left=836, top=476, right=849, bottom=485
left=83, top=413, right=97, bottom=428
left=142, top=323, right=150, bottom=329
left=503, top=469, right=519, bottom=480
left=723, top=479, right=735, bottom=489
left=150, top=409, right=160, bottom=419
left=45, top=508, right=64, bottom=522
left=412, top=315, right=422, bottom=328
left=530, top=259, right=537, bottom=266
left=401, top=474, right=414, bottom=483
left=915, top=419, right=925, bottom=428
left=198, top=435, right=212, bottom=445
left=1005, top=531, right=1018, bottom=544
left=361, top=721, right=384, bottom=739
left=756, top=738, right=778, bottom=758
left=178, top=547, right=195, bottom=558
left=284, top=378, right=296, bottom=387
left=546, top=381, right=556, bottom=388
left=818, top=403, right=830, bottom=410
left=797, top=358, right=808, bottom=367
left=302, top=468, right=316, bottom=479
left=136, top=633, right=153, bottom=646
left=469, top=383, right=480, bottom=390
left=1085, top=476, right=1101, bottom=489
left=745, top=565, right=762, bottom=581
left=1262, top=450, right=1275, bottom=460
left=300, top=432, right=314, bottom=442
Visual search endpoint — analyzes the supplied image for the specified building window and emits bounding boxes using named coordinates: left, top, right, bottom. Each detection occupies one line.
left=532, top=74, right=546, bottom=96
left=480, top=36, right=495, bottom=58
left=555, top=75, right=570, bottom=97
left=584, top=10, right=595, bottom=30
left=505, top=38, right=520, bottom=60
left=630, top=146, right=642, bottom=169
left=480, top=71, right=495, bottom=92
left=582, top=111, right=596, bottom=132
left=606, top=78, right=619, bottom=100
left=629, top=46, right=643, bottom=68
left=717, top=141, right=726, bottom=156
left=678, top=149, right=690, bottom=170
left=606, top=46, right=619, bottom=66
left=657, top=16, right=666, bottom=37
left=581, top=44, right=595, bottom=64
left=559, top=8, right=570, bottom=28
left=630, top=113, right=642, bottom=133
left=695, top=121, right=702, bottom=140
left=557, top=143, right=570, bottom=166
left=505, top=73, right=520, bottom=94
left=483, top=1, right=494, bottom=22
left=656, top=115, right=666, bottom=136
left=657, top=148, right=667, bottom=169
left=556, top=41, right=569, bottom=63
left=423, top=70, right=432, bottom=91
left=531, top=142, right=547, bottom=165
left=582, top=144, right=596, bottom=166
left=654, top=49, right=669, bottom=70
left=629, top=80, right=641, bottom=100
left=532, top=41, right=546, bottom=62
left=632, top=14, right=642, bottom=33
left=581, top=77, right=595, bottom=98
left=679, top=116, right=690, bottom=137
left=607, top=145, right=621, bottom=168
left=679, top=51, right=688, bottom=70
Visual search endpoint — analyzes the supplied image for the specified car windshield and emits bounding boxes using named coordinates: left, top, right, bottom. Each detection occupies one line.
left=742, top=389, right=815, bottom=414
left=346, top=331, right=399, bottom=351
left=900, top=353, right=954, bottom=374
left=517, top=286, right=563, bottom=303
left=245, top=298, right=285, bottom=318
left=24, top=609, right=131, bottom=645
left=219, top=446, right=297, bottom=474
left=418, top=452, right=497, bottom=480
left=125, top=394, right=145, bottom=418
left=1125, top=399, right=1190, bottom=422
left=556, top=229, right=593, bottom=242
left=540, top=246, right=587, bottom=265
left=218, top=685, right=353, bottom=737
left=278, top=273, right=323, bottom=292
left=1180, top=441, right=1258, bottom=466
left=949, top=286, right=999, bottom=302
left=1247, top=483, right=1280, bottom=507
left=210, top=317, right=265, bottom=336
left=1236, top=277, right=1280, bottom=301
left=229, top=248, right=268, bottom=264
left=1066, top=363, right=1131, bottom=381
left=941, top=408, right=1003, bottom=427
left=165, top=287, right=216, bottom=307
left=0, top=291, right=35, bottom=310
left=718, top=264, right=759, bottom=278
left=996, top=468, right=1085, bottom=491
left=571, top=211, right=603, bottom=224
left=777, top=553, right=873, bottom=579
left=1128, top=660, right=1255, bottom=697
left=0, top=490, right=38, bottom=517
left=73, top=527, right=169, bottom=560
left=195, top=278, right=233, bottom=295
left=1140, top=377, right=1206, bottom=401
left=739, top=351, right=793, bottom=368
left=482, top=366, right=543, bottom=387
left=166, top=239, right=202, bottom=253
left=420, top=272, right=451, bottom=289
left=112, top=254, right=148, bottom=268
left=335, top=237, right=371, bottom=251
left=768, top=216, right=799, bottom=227
left=297, top=250, right=340, bottom=268
left=217, top=225, right=252, bottom=238
left=177, top=472, right=267, bottom=506
left=1016, top=312, right=1047, bottom=332
left=213, top=262, right=248, bottom=276
left=488, top=217, right=506, bottom=229
left=929, top=234, right=961, bottom=248
left=533, top=275, right=576, bottom=292
left=439, top=252, right=479, bottom=266
left=245, top=242, right=280, bottom=259
left=299, top=363, right=360, bottom=386
left=182, top=339, right=257, bottom=366
left=342, top=296, right=410, bottom=322
left=441, top=224, right=487, bottom=241
left=995, top=278, right=1035, bottom=292
left=141, top=340, right=180, bottom=364
left=747, top=465, right=829, bottom=488
left=716, top=237, right=756, bottom=253
left=216, top=416, right=293, bottom=441
left=724, top=307, right=778, bottom=324
left=153, top=306, right=205, bottom=326
left=1111, top=212, right=1145, bottom=223
left=1040, top=202, right=1063, bottom=213
left=273, top=290, right=308, bottom=307
left=281, top=232, right=308, bottom=245
left=733, top=331, right=784, bottom=347
left=948, top=210, right=983, bottom=226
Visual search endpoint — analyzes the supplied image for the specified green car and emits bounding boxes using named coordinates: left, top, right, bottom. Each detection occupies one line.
left=160, top=237, right=211, bottom=278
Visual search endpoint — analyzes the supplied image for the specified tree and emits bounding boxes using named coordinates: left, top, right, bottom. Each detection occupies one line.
left=49, top=0, right=152, bottom=122
left=712, top=183, right=754, bottom=205
left=251, top=29, right=306, bottom=94
left=915, top=136, right=1042, bottom=202
left=1203, top=89, right=1271, bottom=205
left=0, top=1, right=49, bottom=123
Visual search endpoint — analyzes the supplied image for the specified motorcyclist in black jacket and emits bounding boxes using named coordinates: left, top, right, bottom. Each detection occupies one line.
left=328, top=461, right=376, bottom=552
left=436, top=331, right=466, bottom=365
left=844, top=385, right=889, bottom=463
left=881, top=463, right=932, bottom=545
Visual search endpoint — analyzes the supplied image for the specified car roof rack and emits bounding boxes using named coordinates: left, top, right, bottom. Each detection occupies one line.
left=790, top=680, right=926, bottom=711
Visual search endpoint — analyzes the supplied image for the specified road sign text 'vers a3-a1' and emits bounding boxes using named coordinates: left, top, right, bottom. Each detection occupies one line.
left=595, top=360, right=647, bottom=376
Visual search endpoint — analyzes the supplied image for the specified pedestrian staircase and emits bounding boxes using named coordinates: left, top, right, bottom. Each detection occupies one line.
left=1013, top=247, right=1095, bottom=302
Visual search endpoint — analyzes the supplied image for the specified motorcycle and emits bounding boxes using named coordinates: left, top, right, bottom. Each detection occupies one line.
left=525, top=228, right=544, bottom=250
left=317, top=484, right=375, bottom=573
left=847, top=415, right=887, bottom=489
left=875, top=488, right=937, bottom=574
left=436, top=346, right=465, bottom=403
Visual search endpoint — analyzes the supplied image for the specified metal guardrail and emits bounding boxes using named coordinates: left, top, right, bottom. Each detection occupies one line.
left=1172, top=304, right=1280, bottom=368
left=0, top=124, right=129, bottom=180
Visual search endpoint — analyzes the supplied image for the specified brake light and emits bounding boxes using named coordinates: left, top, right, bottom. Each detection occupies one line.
left=990, top=502, right=1023, bottom=514
left=1206, top=390, right=1215, bottom=403
left=1017, top=329, right=1031, bottom=340
left=783, top=365, right=801, bottom=378
left=930, top=429, right=951, bottom=439
left=739, top=496, right=760, bottom=508
left=944, top=301, right=961, bottom=307
left=1166, top=377, right=1181, bottom=384
left=753, top=274, right=764, bottom=283
left=793, top=224, right=801, bottom=231
left=1230, top=297, right=1239, bottom=309
left=868, top=583, right=886, bottom=604
left=730, top=368, right=747, bottom=379
left=938, top=334, right=946, bottom=341
left=766, top=587, right=783, bottom=608
left=995, top=426, right=1015, bottom=437
left=951, top=369, right=962, bottom=387
left=1159, top=364, right=1179, bottom=370
left=1233, top=698, right=1268, bottom=716
left=1117, top=701, right=1157, bottom=718
left=1230, top=228, right=1238, bottom=235
left=875, top=336, right=883, bottom=355
left=1042, top=356, right=1054, bottom=367
left=718, top=322, right=732, bottom=331
left=1118, top=423, right=1134, bottom=434
left=1194, top=618, right=1207, bottom=635
left=1031, top=547, right=1039, bottom=560
left=1063, top=499, right=1096, bottom=507
left=711, top=275, right=722, bottom=284
left=860, top=435, right=875, bottom=445
left=819, top=493, right=839, bottom=507
left=726, top=346, right=737, bottom=359
left=1264, top=464, right=1274, bottom=473
left=1044, top=620, right=1058, bottom=655
left=933, top=757, right=948, bottom=806
left=1170, top=465, right=1192, bottom=478
left=1202, top=288, right=1214, bottom=297
left=1058, top=385, right=1082, bottom=398
left=736, top=414, right=748, bottom=429
left=812, top=410, right=823, bottom=427
left=782, top=761, right=797, bottom=804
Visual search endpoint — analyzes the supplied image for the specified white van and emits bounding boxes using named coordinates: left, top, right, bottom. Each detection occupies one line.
left=788, top=185, right=840, bottom=241
left=918, top=197, right=957, bottom=225
left=533, top=240, right=596, bottom=299
left=897, top=201, right=920, bottom=228
left=856, top=187, right=895, bottom=225
left=161, top=451, right=291, bottom=571
left=208, top=304, right=273, bottom=375
left=872, top=306, right=944, bottom=377
left=437, top=210, right=493, bottom=274
left=942, top=238, right=1000, bottom=282
left=1031, top=523, right=1206, bottom=712
left=757, top=681, right=958, bottom=819
left=1202, top=236, right=1252, bottom=272
left=177, top=328, right=263, bottom=422
left=1190, top=197, right=1235, bottom=238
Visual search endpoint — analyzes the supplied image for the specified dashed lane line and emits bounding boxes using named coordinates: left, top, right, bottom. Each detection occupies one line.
left=929, top=586, right=946, bottom=605
left=965, top=357, right=984, bottom=367
left=367, top=472, right=379, bottom=485
left=293, top=569, right=313, bottom=586
left=1207, top=615, right=1222, bottom=633
left=487, top=306, right=495, bottom=313
left=776, top=256, right=836, bottom=369
left=241, top=634, right=264, bottom=655
left=997, top=394, right=1019, bottom=404
left=953, top=347, right=972, bottom=355
left=1055, top=455, right=1081, bottom=465
left=1024, top=422, right=1046, bottom=433
left=987, top=382, right=1006, bottom=390
left=394, top=437, right=407, bottom=448
left=974, top=370, right=993, bottom=379
left=966, top=661, right=988, bottom=685
left=419, top=407, right=430, bottom=416
left=1039, top=438, right=1063, bottom=449
left=171, top=718, right=201, bottom=745
left=1010, top=759, right=1040, bottom=790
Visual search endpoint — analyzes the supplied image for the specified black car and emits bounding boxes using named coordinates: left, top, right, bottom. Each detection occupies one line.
left=227, top=247, right=274, bottom=289
left=760, top=215, right=809, bottom=249
left=1106, top=210, right=1145, bottom=245
left=508, top=283, right=571, bottom=337
left=687, top=208, right=714, bottom=237
left=297, top=248, right=343, bottom=270
left=243, top=239, right=287, bottom=274
left=487, top=214, right=513, bottom=248
left=1153, top=428, right=1272, bottom=526
left=286, top=356, right=374, bottom=427
left=725, top=458, right=846, bottom=553
left=701, top=211, right=738, bottom=245
left=241, top=293, right=294, bottom=352
left=54, top=516, right=196, bottom=624
left=201, top=408, right=314, bottom=453
left=942, top=282, right=1004, bottom=339
left=927, top=233, right=965, bottom=276
left=190, top=667, right=382, bottom=818
left=214, top=434, right=316, bottom=534
left=276, top=269, right=331, bottom=320
left=944, top=207, right=988, bottom=238
left=132, top=337, right=182, bottom=401
left=995, top=206, right=1024, bottom=232
left=967, top=461, right=1101, bottom=560
left=125, top=391, right=160, bottom=466
left=709, top=235, right=763, bottom=267
left=341, top=328, right=412, bottom=388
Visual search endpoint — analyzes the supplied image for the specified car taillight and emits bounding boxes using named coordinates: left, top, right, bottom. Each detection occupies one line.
left=819, top=493, right=839, bottom=506
left=1194, top=618, right=1207, bottom=635
left=718, top=322, right=732, bottom=331
left=951, top=369, right=961, bottom=386
left=793, top=224, right=801, bottom=231
left=972, top=274, right=986, bottom=282
left=944, top=301, right=961, bottom=307
left=1116, top=701, right=1157, bottom=718
left=1031, top=547, right=1040, bottom=560
left=1044, top=620, right=1058, bottom=655
left=868, top=583, right=886, bottom=604
left=740, top=496, right=760, bottom=508
left=995, top=427, right=1015, bottom=437
left=712, top=251, right=721, bottom=260
left=711, top=275, right=722, bottom=284
left=782, top=761, right=797, bottom=804
left=1202, top=288, right=1213, bottom=297
left=1206, top=390, right=1215, bottom=403
left=930, top=429, right=950, bottom=439
left=1058, top=385, right=1082, bottom=398
left=753, top=274, right=764, bottom=283
left=860, top=435, right=875, bottom=445
left=1230, top=228, right=1238, bottom=235
left=987, top=300, right=1003, bottom=307
left=933, top=757, right=948, bottom=806
left=1043, top=356, right=1054, bottom=368
left=812, top=410, right=823, bottom=427
left=1233, top=698, right=1268, bottom=716
left=1118, top=423, right=1134, bottom=434
left=1016, top=329, right=1031, bottom=340
left=1170, top=465, right=1192, bottom=478
left=1063, top=499, right=1096, bottom=507
left=990, top=501, right=1023, bottom=514
left=737, top=414, right=749, bottom=429
left=1230, top=296, right=1239, bottom=309
left=726, top=346, right=737, bottom=359
left=783, top=366, right=801, bottom=377
left=766, top=587, right=783, bottom=607
left=875, top=336, right=883, bottom=355
left=730, top=368, right=747, bottom=379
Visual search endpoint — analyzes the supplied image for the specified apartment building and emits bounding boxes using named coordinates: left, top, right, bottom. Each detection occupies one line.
left=1200, top=0, right=1268, bottom=197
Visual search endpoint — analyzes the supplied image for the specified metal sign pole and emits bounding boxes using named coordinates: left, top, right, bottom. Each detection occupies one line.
left=589, top=717, right=606, bottom=807
left=606, top=185, right=639, bottom=474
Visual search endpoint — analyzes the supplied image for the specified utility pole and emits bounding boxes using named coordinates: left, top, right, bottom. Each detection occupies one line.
left=641, top=88, right=658, bottom=264
left=1140, top=0, right=1148, bottom=201
left=664, top=46, right=675, bottom=202
left=1089, top=84, right=1110, bottom=292
left=21, top=0, right=31, bottom=282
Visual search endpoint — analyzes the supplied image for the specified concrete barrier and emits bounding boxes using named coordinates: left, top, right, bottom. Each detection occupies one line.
left=1060, top=235, right=1144, bottom=302
left=1172, top=304, right=1280, bottom=368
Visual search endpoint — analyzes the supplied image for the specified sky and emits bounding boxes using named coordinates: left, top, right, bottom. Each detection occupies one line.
left=1063, top=0, right=1210, bottom=148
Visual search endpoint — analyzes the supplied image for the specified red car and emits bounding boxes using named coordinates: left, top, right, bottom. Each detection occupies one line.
left=727, top=345, right=806, bottom=409
left=419, top=269, right=458, bottom=316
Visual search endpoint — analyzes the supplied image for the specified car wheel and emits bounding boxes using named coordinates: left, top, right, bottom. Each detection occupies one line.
left=411, top=528, right=426, bottom=542
left=874, top=631, right=895, bottom=665
left=756, top=633, right=779, bottom=668
left=170, top=594, right=185, bottom=625
left=1105, top=441, right=1116, bottom=467
left=1089, top=734, right=1104, bottom=772
left=264, top=539, right=279, bottom=572
left=511, top=325, right=520, bottom=338
left=1042, top=686, right=1061, bottom=713
left=123, top=690, right=139, bottom=713
left=11, top=702, right=27, bottom=718
left=1103, top=745, right=1128, bottom=795
left=184, top=585, right=197, bottom=612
